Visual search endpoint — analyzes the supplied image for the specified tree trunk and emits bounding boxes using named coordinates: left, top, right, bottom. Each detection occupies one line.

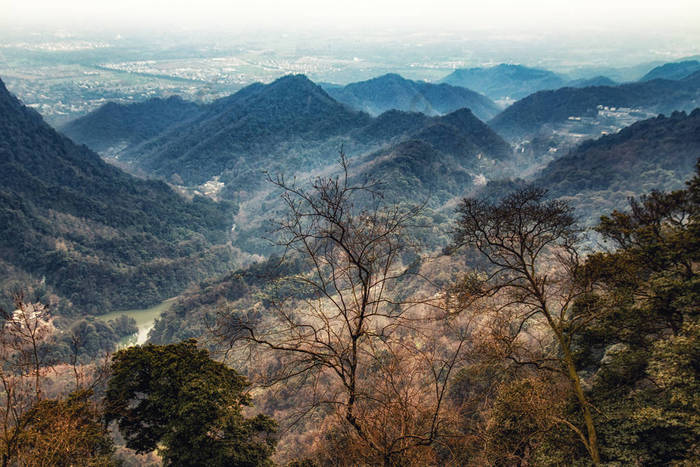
left=558, top=330, right=601, bottom=465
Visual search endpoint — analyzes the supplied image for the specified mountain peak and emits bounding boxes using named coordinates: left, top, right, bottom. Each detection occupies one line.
left=437, top=108, right=484, bottom=132
left=640, top=60, right=700, bottom=82
left=325, top=74, right=499, bottom=120
left=269, top=74, right=318, bottom=89
left=441, top=64, right=565, bottom=100
left=441, top=107, right=476, bottom=120
left=375, top=73, right=407, bottom=82
left=262, top=74, right=338, bottom=104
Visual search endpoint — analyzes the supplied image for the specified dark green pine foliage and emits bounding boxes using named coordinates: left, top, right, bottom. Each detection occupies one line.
left=569, top=162, right=700, bottom=464
left=105, top=340, right=277, bottom=466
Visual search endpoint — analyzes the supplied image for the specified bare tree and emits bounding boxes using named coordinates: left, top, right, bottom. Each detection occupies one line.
left=0, top=294, right=54, bottom=467
left=451, top=186, right=601, bottom=464
left=0, top=294, right=115, bottom=466
left=219, top=155, right=464, bottom=465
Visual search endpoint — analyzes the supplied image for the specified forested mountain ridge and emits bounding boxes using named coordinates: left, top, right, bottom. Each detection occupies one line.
left=440, top=64, right=566, bottom=101
left=639, top=59, right=700, bottom=81
left=430, top=108, right=512, bottom=159
left=65, top=75, right=514, bottom=212
left=119, top=74, right=373, bottom=186
left=60, top=96, right=203, bottom=154
left=323, top=73, right=500, bottom=121
left=567, top=76, right=617, bottom=88
left=351, top=109, right=433, bottom=144
left=344, top=108, right=513, bottom=207
left=0, top=77, right=237, bottom=314
left=490, top=73, right=700, bottom=138
left=532, top=109, right=700, bottom=218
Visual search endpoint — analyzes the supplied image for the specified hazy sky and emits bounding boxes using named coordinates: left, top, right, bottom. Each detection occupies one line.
left=4, top=0, right=700, bottom=35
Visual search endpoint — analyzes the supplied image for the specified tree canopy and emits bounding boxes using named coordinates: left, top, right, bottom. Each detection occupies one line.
left=104, top=339, right=276, bottom=467
left=568, top=162, right=700, bottom=464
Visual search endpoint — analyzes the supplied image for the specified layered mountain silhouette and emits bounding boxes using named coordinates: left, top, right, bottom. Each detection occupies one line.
left=567, top=76, right=617, bottom=88
left=61, top=96, right=202, bottom=154
left=639, top=60, right=700, bottom=82
left=0, top=78, right=236, bottom=313
left=440, top=64, right=566, bottom=101
left=350, top=108, right=512, bottom=205
left=66, top=75, right=513, bottom=205
left=119, top=75, right=372, bottom=186
left=490, top=72, right=700, bottom=138
left=531, top=109, right=700, bottom=219
left=323, top=73, right=500, bottom=121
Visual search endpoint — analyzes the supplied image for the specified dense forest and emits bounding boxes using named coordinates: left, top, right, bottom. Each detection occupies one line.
left=1, top=51, right=699, bottom=465
left=61, top=96, right=203, bottom=154
left=2, top=160, right=697, bottom=465
left=490, top=72, right=700, bottom=138
left=531, top=109, right=700, bottom=220
left=0, top=78, right=239, bottom=314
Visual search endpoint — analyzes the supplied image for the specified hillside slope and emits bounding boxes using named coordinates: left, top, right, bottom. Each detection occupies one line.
left=325, top=73, right=500, bottom=121
left=533, top=109, right=700, bottom=219
left=0, top=78, right=237, bottom=314
left=351, top=109, right=513, bottom=205
left=490, top=73, right=700, bottom=138
left=123, top=75, right=373, bottom=186
left=441, top=64, right=566, bottom=101
left=61, top=96, right=202, bottom=154
left=639, top=60, right=700, bottom=82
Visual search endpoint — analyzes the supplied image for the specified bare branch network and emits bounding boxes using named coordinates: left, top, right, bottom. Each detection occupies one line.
left=217, top=154, right=469, bottom=463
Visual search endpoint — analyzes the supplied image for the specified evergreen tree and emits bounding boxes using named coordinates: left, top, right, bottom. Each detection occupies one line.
left=570, top=161, right=700, bottom=464
left=104, top=339, right=276, bottom=466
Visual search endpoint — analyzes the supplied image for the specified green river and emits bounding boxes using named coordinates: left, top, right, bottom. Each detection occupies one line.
left=97, top=298, right=175, bottom=347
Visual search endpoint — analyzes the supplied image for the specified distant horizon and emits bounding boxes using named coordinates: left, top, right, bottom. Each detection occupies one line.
left=2, top=1, right=699, bottom=126
left=1, top=26, right=699, bottom=76
left=4, top=1, right=700, bottom=65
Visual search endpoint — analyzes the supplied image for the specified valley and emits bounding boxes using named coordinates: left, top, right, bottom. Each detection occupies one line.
left=1, top=15, right=699, bottom=465
left=97, top=298, right=175, bottom=347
